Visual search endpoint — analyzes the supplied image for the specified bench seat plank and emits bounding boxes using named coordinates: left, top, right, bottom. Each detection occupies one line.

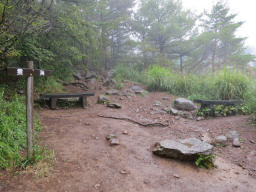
left=40, top=92, right=94, bottom=109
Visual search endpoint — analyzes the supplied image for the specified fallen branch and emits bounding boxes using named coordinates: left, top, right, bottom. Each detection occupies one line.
left=98, top=114, right=169, bottom=127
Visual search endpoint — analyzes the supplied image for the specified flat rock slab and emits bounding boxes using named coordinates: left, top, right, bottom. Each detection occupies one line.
left=107, top=103, right=121, bottom=109
left=153, top=138, right=213, bottom=161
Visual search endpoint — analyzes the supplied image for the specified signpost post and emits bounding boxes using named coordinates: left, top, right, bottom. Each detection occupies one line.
left=6, top=61, right=51, bottom=159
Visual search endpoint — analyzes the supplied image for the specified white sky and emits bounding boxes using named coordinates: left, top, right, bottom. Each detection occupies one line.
left=181, top=0, right=256, bottom=49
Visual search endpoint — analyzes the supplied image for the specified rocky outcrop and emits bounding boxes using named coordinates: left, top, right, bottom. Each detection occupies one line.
left=153, top=138, right=213, bottom=161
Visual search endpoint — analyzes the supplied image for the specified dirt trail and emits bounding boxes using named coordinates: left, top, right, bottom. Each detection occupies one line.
left=1, top=83, right=256, bottom=192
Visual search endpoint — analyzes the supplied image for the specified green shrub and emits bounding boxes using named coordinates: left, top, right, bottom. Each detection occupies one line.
left=113, top=64, right=142, bottom=83
left=214, top=69, right=250, bottom=100
left=0, top=88, right=41, bottom=168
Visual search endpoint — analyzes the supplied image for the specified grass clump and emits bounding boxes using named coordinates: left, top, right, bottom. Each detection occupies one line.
left=0, top=88, right=52, bottom=169
left=195, top=154, right=215, bottom=169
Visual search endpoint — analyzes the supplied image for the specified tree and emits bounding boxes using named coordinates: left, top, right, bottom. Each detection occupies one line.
left=201, top=1, right=252, bottom=72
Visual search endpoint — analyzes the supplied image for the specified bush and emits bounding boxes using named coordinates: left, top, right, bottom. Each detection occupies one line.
left=0, top=88, right=41, bottom=168
left=214, top=69, right=250, bottom=100
left=113, top=64, right=142, bottom=83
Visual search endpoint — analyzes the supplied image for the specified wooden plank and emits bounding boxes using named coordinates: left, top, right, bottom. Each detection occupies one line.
left=33, top=69, right=51, bottom=77
left=7, top=67, right=33, bottom=76
left=50, top=97, right=57, bottom=110
left=26, top=61, right=34, bottom=159
left=41, top=92, right=94, bottom=98
left=194, top=99, right=242, bottom=106
left=81, top=96, right=87, bottom=108
left=7, top=67, right=51, bottom=77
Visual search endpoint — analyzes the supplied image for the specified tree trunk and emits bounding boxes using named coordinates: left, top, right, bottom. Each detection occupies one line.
left=180, top=55, right=183, bottom=73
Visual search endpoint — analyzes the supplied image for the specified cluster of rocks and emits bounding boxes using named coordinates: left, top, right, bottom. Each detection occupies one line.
left=98, top=85, right=147, bottom=109
left=105, top=131, right=128, bottom=146
left=160, top=97, right=198, bottom=120
left=214, top=130, right=241, bottom=147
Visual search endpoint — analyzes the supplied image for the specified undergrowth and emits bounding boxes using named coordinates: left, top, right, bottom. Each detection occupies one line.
left=0, top=88, right=53, bottom=169
left=195, top=154, right=215, bottom=169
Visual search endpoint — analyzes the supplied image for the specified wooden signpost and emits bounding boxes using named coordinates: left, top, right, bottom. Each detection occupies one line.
left=6, top=61, right=51, bottom=159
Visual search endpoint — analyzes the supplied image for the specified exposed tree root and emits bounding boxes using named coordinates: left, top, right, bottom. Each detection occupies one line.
left=98, top=114, right=169, bottom=127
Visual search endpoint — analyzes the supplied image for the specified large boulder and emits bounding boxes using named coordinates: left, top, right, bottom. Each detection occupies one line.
left=86, top=71, right=97, bottom=79
left=153, top=138, right=213, bottom=161
left=103, top=79, right=117, bottom=87
left=174, top=98, right=197, bottom=111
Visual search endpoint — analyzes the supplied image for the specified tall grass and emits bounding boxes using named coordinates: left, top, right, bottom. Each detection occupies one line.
left=0, top=88, right=41, bottom=168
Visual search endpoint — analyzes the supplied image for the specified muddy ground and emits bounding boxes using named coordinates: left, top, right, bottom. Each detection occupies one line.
left=1, top=82, right=256, bottom=192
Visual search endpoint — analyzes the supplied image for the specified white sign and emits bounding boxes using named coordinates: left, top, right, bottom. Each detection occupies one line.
left=17, top=68, right=23, bottom=76
left=40, top=70, right=45, bottom=76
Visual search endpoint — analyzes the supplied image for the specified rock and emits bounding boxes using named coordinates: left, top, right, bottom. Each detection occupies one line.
left=131, top=85, right=146, bottom=94
left=226, top=131, right=239, bottom=141
left=154, top=100, right=162, bottom=107
left=98, top=95, right=110, bottom=104
left=180, top=111, right=194, bottom=120
left=200, top=132, right=212, bottom=144
left=94, top=183, right=101, bottom=189
left=162, top=97, right=170, bottom=101
left=0, top=183, right=6, bottom=191
left=122, top=130, right=128, bottom=135
left=85, top=71, right=97, bottom=79
left=196, top=117, right=204, bottom=121
left=250, top=140, right=256, bottom=144
left=106, top=89, right=119, bottom=95
left=173, top=174, right=180, bottom=179
left=120, top=169, right=128, bottom=174
left=153, top=138, right=213, bottom=161
left=110, top=138, right=120, bottom=146
left=88, top=78, right=97, bottom=84
left=106, top=134, right=116, bottom=140
left=174, top=98, right=197, bottom=111
left=17, top=89, right=24, bottom=94
left=107, top=103, right=121, bottom=109
left=175, top=116, right=180, bottom=120
left=169, top=107, right=179, bottom=116
left=73, top=73, right=83, bottom=80
left=232, top=138, right=241, bottom=147
left=103, top=79, right=117, bottom=87
left=215, top=135, right=228, bottom=146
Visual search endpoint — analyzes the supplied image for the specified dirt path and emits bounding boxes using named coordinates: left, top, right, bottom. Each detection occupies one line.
left=1, top=83, right=256, bottom=192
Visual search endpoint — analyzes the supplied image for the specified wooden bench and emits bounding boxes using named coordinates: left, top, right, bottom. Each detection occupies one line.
left=194, top=99, right=243, bottom=116
left=40, top=92, right=94, bottom=109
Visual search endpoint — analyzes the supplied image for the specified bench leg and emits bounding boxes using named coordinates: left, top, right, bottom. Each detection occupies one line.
left=81, top=96, right=87, bottom=108
left=50, top=98, right=57, bottom=109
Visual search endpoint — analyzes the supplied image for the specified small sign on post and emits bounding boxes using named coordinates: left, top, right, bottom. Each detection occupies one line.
left=6, top=62, right=51, bottom=159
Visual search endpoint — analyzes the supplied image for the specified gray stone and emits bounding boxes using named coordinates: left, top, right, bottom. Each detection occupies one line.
left=196, top=117, right=204, bottom=121
left=153, top=138, right=213, bottom=161
left=106, top=89, right=119, bottom=95
left=85, top=71, right=97, bottom=79
left=174, top=98, right=197, bottom=111
left=215, top=135, right=228, bottom=146
left=180, top=112, right=194, bottom=120
left=73, top=73, right=82, bottom=80
left=122, top=130, right=128, bottom=135
left=226, top=131, right=239, bottom=140
left=232, top=138, right=241, bottom=147
left=131, top=85, right=146, bottom=94
left=154, top=100, right=162, bottom=107
left=169, top=107, right=179, bottom=116
left=106, top=134, right=116, bottom=140
left=103, top=79, right=117, bottom=87
left=98, top=95, right=110, bottom=104
left=162, top=97, right=170, bottom=101
left=88, top=78, right=97, bottom=84
left=110, top=138, right=120, bottom=146
left=107, top=103, right=121, bottom=109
